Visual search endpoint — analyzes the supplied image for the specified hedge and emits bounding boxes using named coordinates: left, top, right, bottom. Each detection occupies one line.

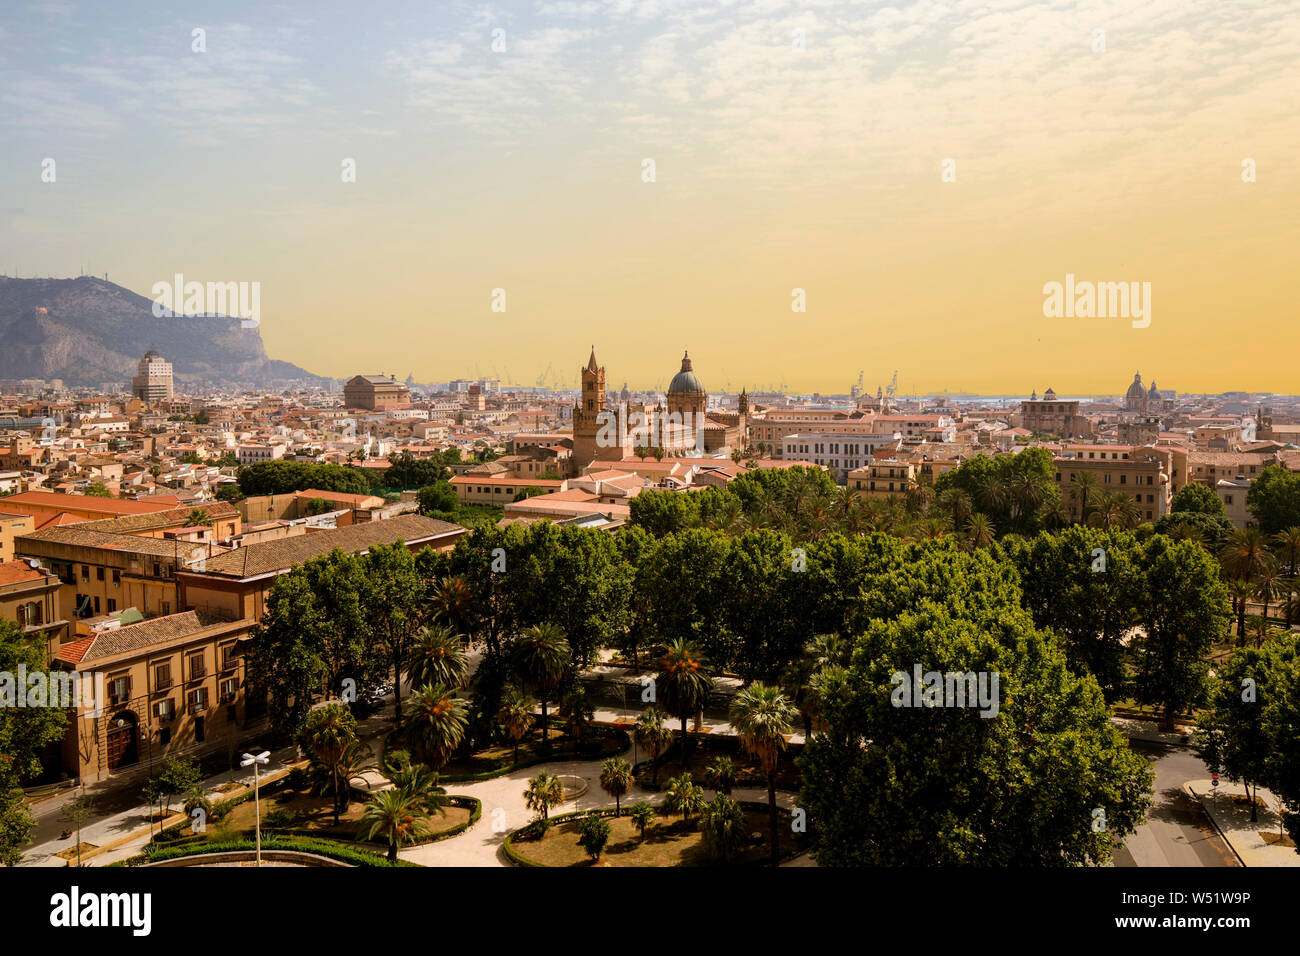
left=113, top=835, right=417, bottom=867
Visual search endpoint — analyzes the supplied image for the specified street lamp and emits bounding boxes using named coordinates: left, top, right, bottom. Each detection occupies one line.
left=239, top=750, right=271, bottom=867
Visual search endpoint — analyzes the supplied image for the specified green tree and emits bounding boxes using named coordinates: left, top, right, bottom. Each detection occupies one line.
left=663, top=773, right=705, bottom=825
left=510, top=624, right=570, bottom=755
left=1170, top=482, right=1225, bottom=516
left=406, top=625, right=470, bottom=691
left=524, top=771, right=565, bottom=822
left=705, top=756, right=738, bottom=795
left=363, top=543, right=424, bottom=723
left=599, top=758, right=634, bottom=816
left=628, top=801, right=656, bottom=841
left=1133, top=537, right=1229, bottom=730
left=84, top=481, right=112, bottom=497
left=578, top=814, right=611, bottom=861
left=730, top=681, right=795, bottom=863
left=1195, top=646, right=1274, bottom=823
left=59, top=791, right=96, bottom=867
left=152, top=755, right=202, bottom=818
left=296, top=704, right=360, bottom=824
left=700, top=793, right=749, bottom=862
left=658, top=639, right=714, bottom=771
left=357, top=787, right=433, bottom=861
left=417, top=481, right=458, bottom=517
left=497, top=687, right=534, bottom=765
left=406, top=683, right=468, bottom=771
left=634, top=706, right=673, bottom=785
left=1248, top=465, right=1300, bottom=535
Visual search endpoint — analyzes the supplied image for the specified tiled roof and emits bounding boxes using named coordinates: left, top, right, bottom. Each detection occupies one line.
left=18, top=525, right=192, bottom=557
left=73, top=501, right=239, bottom=535
left=0, top=559, right=44, bottom=586
left=0, top=491, right=180, bottom=514
left=57, top=611, right=233, bottom=667
left=194, top=514, right=464, bottom=578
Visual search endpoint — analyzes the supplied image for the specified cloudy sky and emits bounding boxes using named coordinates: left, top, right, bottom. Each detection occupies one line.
left=2, top=0, right=1298, bottom=394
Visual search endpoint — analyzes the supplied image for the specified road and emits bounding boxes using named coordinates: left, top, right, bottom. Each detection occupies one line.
left=1114, top=739, right=1239, bottom=867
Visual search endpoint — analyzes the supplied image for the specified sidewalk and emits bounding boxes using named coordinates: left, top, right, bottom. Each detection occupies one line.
left=1184, top=780, right=1299, bottom=867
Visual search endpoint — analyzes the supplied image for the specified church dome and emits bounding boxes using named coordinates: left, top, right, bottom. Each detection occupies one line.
left=667, top=351, right=705, bottom=395
left=1125, top=372, right=1146, bottom=406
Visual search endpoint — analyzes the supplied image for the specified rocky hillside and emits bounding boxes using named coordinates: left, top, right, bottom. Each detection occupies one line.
left=0, top=276, right=328, bottom=387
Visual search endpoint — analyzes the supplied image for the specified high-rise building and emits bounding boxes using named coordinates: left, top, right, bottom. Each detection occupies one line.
left=131, top=349, right=174, bottom=404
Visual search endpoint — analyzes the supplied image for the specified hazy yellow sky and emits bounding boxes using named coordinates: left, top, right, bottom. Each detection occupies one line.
left=4, top=0, right=1299, bottom=395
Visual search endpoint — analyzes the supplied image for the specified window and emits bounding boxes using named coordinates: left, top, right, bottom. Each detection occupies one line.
left=81, top=565, right=89, bottom=580
left=107, top=598, right=117, bottom=613
left=109, top=675, right=131, bottom=706
left=112, top=569, right=120, bottom=586
left=154, top=698, right=174, bottom=721
left=96, top=566, right=104, bottom=581
left=93, top=596, right=100, bottom=614
left=188, top=687, right=208, bottom=715
left=188, top=652, right=206, bottom=680
left=220, top=677, right=238, bottom=703
left=221, top=645, right=238, bottom=670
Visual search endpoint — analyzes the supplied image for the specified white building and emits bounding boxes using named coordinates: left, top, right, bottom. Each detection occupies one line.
left=781, top=431, right=903, bottom=483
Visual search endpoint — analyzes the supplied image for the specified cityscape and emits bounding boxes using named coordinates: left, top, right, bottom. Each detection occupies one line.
left=4, top=0, right=1299, bottom=940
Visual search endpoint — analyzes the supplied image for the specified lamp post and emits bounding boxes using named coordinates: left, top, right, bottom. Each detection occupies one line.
left=239, top=750, right=270, bottom=867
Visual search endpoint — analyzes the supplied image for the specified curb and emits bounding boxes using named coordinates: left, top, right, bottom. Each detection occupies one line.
left=1182, top=783, right=1248, bottom=868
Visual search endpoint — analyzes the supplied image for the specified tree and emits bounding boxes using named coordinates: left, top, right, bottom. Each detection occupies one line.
left=730, top=681, right=795, bottom=863
left=296, top=704, right=360, bottom=824
left=406, top=683, right=468, bottom=771
left=417, top=481, right=458, bottom=517
left=1195, top=646, right=1274, bottom=823
left=497, top=686, right=534, bottom=765
left=84, top=481, right=112, bottom=497
left=0, top=620, right=68, bottom=864
left=1133, top=537, right=1230, bottom=730
left=658, top=639, right=713, bottom=771
left=59, top=791, right=96, bottom=867
left=357, top=787, right=433, bottom=861
left=705, top=756, right=738, bottom=795
left=701, top=793, right=749, bottom=862
left=1258, top=633, right=1300, bottom=846
left=799, top=549, right=1152, bottom=866
left=578, top=814, right=611, bottom=862
left=629, top=801, right=656, bottom=841
left=510, top=624, right=570, bottom=755
left=524, top=771, right=565, bottom=822
left=363, top=543, right=424, bottom=724
left=559, top=688, right=595, bottom=756
left=512, top=486, right=545, bottom=502
left=634, top=706, right=673, bottom=785
left=1170, top=482, right=1225, bottom=516
left=152, top=755, right=202, bottom=818
left=663, top=773, right=705, bottom=825
left=183, top=507, right=209, bottom=527
left=406, top=625, right=470, bottom=691
left=381, top=749, right=452, bottom=817
left=1248, top=465, right=1300, bottom=534
left=599, top=758, right=634, bottom=816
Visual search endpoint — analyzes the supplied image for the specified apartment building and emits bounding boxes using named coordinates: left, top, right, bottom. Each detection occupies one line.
left=847, top=459, right=918, bottom=497
left=780, top=433, right=901, bottom=483
left=0, top=558, right=67, bottom=652
left=0, top=511, right=35, bottom=563
left=1053, top=450, right=1169, bottom=522
left=53, top=610, right=256, bottom=782
left=1216, top=476, right=1252, bottom=529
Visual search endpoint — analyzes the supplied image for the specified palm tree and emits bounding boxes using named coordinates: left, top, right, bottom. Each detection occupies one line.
left=705, top=756, right=738, bottom=795
left=658, top=639, right=713, bottom=771
left=357, top=787, right=433, bottom=861
left=1226, top=577, right=1254, bottom=645
left=559, top=689, right=595, bottom=757
left=1036, top=496, right=1070, bottom=530
left=634, top=706, right=673, bottom=785
left=1273, top=527, right=1300, bottom=626
left=730, top=681, right=795, bottom=864
left=297, top=703, right=359, bottom=824
left=406, top=683, right=468, bottom=771
left=964, top=513, right=995, bottom=550
left=427, top=575, right=473, bottom=635
left=663, top=773, right=705, bottom=826
left=599, top=758, right=634, bottom=816
left=406, top=624, right=471, bottom=690
left=1069, top=471, right=1099, bottom=522
left=524, top=771, right=565, bottom=822
left=381, top=749, right=452, bottom=817
left=629, top=801, right=656, bottom=841
left=700, top=793, right=748, bottom=862
left=497, top=686, right=534, bottom=765
left=1220, top=527, right=1277, bottom=583
left=510, top=623, right=570, bottom=755
left=936, top=487, right=974, bottom=527
left=1254, top=567, right=1282, bottom=630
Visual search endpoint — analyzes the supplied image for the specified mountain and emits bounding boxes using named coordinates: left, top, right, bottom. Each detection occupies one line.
left=0, top=276, right=330, bottom=387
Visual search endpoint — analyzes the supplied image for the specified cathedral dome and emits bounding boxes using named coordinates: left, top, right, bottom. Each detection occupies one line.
left=1125, top=372, right=1146, bottom=407
left=667, top=351, right=705, bottom=395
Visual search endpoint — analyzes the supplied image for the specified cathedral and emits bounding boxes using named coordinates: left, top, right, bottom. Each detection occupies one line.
left=1124, top=372, right=1164, bottom=414
left=570, top=347, right=750, bottom=473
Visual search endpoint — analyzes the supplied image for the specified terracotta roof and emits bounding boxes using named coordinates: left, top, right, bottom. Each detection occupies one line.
left=18, top=525, right=192, bottom=557
left=0, top=491, right=181, bottom=514
left=73, top=501, right=239, bottom=535
left=55, top=637, right=96, bottom=665
left=193, top=514, right=464, bottom=579
left=58, top=611, right=233, bottom=667
left=0, top=560, right=44, bottom=586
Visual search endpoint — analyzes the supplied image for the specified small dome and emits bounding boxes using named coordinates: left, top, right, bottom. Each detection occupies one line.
left=667, top=351, right=705, bottom=395
left=1125, top=372, right=1146, bottom=404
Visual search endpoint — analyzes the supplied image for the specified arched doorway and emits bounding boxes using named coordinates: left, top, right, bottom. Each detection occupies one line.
left=106, top=711, right=139, bottom=771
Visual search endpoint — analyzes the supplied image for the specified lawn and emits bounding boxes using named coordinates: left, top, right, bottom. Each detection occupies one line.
left=441, top=724, right=626, bottom=777
left=510, top=809, right=799, bottom=867
left=209, top=787, right=471, bottom=844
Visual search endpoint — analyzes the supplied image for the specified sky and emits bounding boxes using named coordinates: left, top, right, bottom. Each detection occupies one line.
left=2, top=0, right=1298, bottom=396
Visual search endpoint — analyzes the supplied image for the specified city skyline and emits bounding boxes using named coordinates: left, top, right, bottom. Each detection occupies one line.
left=3, top=1, right=1299, bottom=394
